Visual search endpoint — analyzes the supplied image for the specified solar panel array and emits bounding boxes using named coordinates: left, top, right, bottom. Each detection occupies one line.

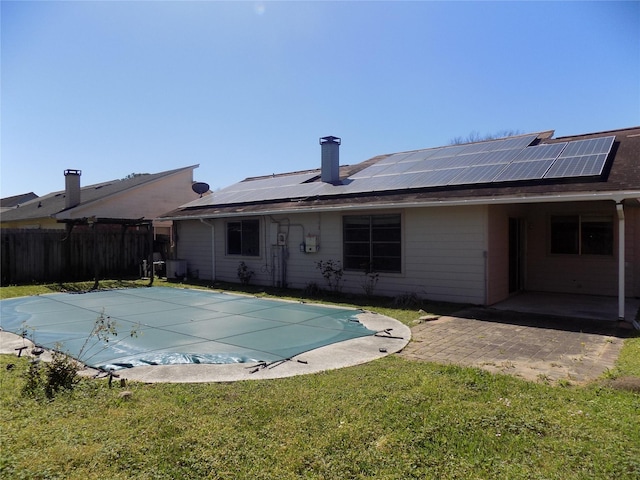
left=187, top=171, right=321, bottom=207
left=189, top=135, right=615, bottom=207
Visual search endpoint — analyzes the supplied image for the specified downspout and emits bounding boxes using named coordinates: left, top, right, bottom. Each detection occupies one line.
left=199, top=219, right=216, bottom=281
left=147, top=222, right=154, bottom=286
left=615, top=202, right=625, bottom=322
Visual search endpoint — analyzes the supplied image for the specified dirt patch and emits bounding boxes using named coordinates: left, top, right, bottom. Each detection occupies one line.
left=602, top=376, right=640, bottom=392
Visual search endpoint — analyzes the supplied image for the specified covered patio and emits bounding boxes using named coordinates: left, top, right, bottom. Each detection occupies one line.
left=493, top=291, right=640, bottom=327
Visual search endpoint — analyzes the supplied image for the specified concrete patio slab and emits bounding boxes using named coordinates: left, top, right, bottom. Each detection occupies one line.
left=493, top=292, right=640, bottom=322
left=400, top=306, right=637, bottom=384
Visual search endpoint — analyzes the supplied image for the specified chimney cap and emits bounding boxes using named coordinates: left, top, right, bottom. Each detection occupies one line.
left=64, top=169, right=82, bottom=176
left=319, top=136, right=341, bottom=145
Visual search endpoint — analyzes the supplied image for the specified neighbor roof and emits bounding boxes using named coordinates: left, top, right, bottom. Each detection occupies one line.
left=1, top=165, right=198, bottom=222
left=162, top=127, right=640, bottom=219
left=0, top=192, right=38, bottom=209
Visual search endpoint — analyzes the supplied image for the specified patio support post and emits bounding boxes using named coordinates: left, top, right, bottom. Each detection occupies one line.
left=616, top=202, right=625, bottom=320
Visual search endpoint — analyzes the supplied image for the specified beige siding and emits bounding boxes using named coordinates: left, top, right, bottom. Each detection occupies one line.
left=486, top=205, right=510, bottom=305
left=72, top=169, right=200, bottom=220
left=176, top=220, right=213, bottom=280
left=625, top=204, right=639, bottom=297
left=175, top=207, right=489, bottom=304
left=0, top=218, right=61, bottom=229
left=400, top=206, right=487, bottom=304
left=268, top=207, right=488, bottom=304
left=271, top=212, right=333, bottom=289
left=525, top=201, right=619, bottom=296
left=175, top=200, right=640, bottom=303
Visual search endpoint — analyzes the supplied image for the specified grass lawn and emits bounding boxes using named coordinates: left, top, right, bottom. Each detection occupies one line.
left=1, top=280, right=639, bottom=479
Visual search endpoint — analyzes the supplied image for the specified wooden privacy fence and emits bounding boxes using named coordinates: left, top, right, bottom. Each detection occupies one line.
left=1, top=227, right=153, bottom=285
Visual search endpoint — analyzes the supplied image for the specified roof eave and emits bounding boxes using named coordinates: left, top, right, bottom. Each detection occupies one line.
left=160, top=189, right=640, bottom=220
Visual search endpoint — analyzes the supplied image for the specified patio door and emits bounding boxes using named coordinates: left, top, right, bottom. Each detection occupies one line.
left=508, top=217, right=524, bottom=293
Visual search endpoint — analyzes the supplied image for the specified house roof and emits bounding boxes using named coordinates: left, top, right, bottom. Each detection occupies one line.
left=1, top=165, right=198, bottom=223
left=162, top=127, right=640, bottom=220
left=0, top=192, right=38, bottom=208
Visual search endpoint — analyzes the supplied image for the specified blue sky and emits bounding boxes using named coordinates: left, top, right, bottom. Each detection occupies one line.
left=2, top=1, right=639, bottom=199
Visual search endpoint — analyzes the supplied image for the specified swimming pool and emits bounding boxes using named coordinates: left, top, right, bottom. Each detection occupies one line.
left=0, top=287, right=376, bottom=371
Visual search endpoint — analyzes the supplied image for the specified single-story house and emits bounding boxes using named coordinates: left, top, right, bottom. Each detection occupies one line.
left=160, top=127, right=640, bottom=321
left=2, top=165, right=209, bottom=283
left=1, top=165, right=205, bottom=238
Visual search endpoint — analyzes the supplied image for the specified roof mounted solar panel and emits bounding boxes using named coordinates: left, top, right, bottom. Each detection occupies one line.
left=406, top=168, right=466, bottom=188
left=456, top=141, right=496, bottom=155
left=449, top=163, right=509, bottom=185
left=428, top=144, right=468, bottom=159
left=234, top=172, right=320, bottom=190
left=350, top=164, right=392, bottom=179
left=453, top=149, right=521, bottom=167
left=512, top=143, right=567, bottom=162
left=397, top=149, right=441, bottom=163
left=558, top=136, right=614, bottom=158
left=187, top=171, right=321, bottom=207
left=374, top=160, right=423, bottom=176
left=351, top=150, right=438, bottom=179
left=455, top=134, right=538, bottom=155
left=543, top=136, right=615, bottom=179
left=406, top=157, right=454, bottom=172
left=374, top=152, right=414, bottom=166
left=493, top=159, right=556, bottom=182
left=544, top=154, right=610, bottom=178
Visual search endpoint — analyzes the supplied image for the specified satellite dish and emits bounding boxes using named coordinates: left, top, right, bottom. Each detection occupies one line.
left=192, top=182, right=210, bottom=197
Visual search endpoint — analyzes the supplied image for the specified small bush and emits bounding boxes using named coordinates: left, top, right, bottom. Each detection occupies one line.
left=315, top=260, right=344, bottom=294
left=237, top=262, right=254, bottom=286
left=393, top=292, right=423, bottom=309
left=303, top=281, right=323, bottom=297
left=22, top=359, right=44, bottom=399
left=361, top=272, right=379, bottom=296
left=44, top=349, right=81, bottom=399
left=20, top=310, right=137, bottom=400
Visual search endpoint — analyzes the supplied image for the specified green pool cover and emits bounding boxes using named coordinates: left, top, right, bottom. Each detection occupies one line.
left=0, top=287, right=375, bottom=371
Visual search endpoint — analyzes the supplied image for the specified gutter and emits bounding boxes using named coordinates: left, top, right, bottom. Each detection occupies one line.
left=160, top=190, right=640, bottom=221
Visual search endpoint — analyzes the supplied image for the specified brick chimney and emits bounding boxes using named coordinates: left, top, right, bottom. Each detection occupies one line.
left=64, top=169, right=81, bottom=209
left=320, top=136, right=341, bottom=184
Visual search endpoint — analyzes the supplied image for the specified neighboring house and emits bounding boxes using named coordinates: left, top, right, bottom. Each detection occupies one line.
left=1, top=165, right=204, bottom=237
left=161, top=128, right=640, bottom=320
left=0, top=192, right=38, bottom=213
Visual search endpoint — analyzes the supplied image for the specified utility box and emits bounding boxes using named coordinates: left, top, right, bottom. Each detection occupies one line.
left=305, top=235, right=319, bottom=253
